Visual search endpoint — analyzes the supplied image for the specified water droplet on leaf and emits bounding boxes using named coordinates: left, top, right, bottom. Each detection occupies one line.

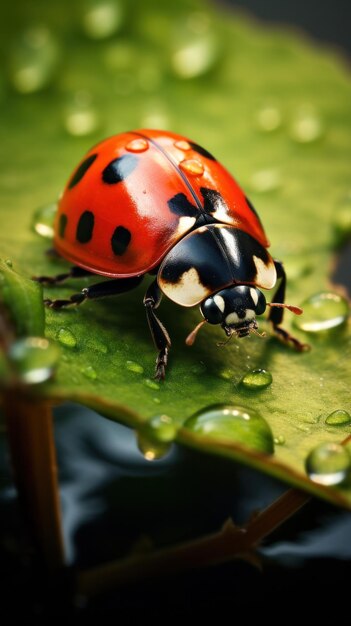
left=82, top=0, right=124, bottom=39
left=171, top=13, right=220, bottom=79
left=5, top=259, right=13, bottom=268
left=126, top=360, right=144, bottom=374
left=144, top=378, right=160, bottom=390
left=294, top=291, right=349, bottom=333
left=32, top=203, right=57, bottom=239
left=305, top=442, right=350, bottom=485
left=256, top=104, right=282, bottom=132
left=63, top=92, right=100, bottom=137
left=8, top=337, right=60, bottom=384
left=240, top=368, right=272, bottom=390
left=136, top=431, right=171, bottom=461
left=274, top=435, right=286, bottom=445
left=144, top=414, right=178, bottom=443
left=57, top=327, right=77, bottom=348
left=290, top=105, right=323, bottom=143
left=325, top=409, right=351, bottom=426
left=184, top=404, right=274, bottom=454
left=10, top=26, right=59, bottom=94
left=81, top=365, right=97, bottom=380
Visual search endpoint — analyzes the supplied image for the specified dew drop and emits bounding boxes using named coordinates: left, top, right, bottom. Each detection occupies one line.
left=274, top=435, right=286, bottom=445
left=250, top=168, right=281, bottom=193
left=144, top=414, right=178, bottom=443
left=32, top=203, right=57, bottom=239
left=5, top=259, right=13, bottom=268
left=174, top=140, right=191, bottom=151
left=82, top=0, right=124, bottom=40
left=255, top=104, right=282, bottom=132
left=57, top=328, right=77, bottom=348
left=171, top=13, right=220, bottom=79
left=184, top=404, right=274, bottom=454
left=86, top=339, right=108, bottom=354
left=180, top=159, right=204, bottom=176
left=294, top=291, right=349, bottom=333
left=240, top=368, right=272, bottom=390
left=63, top=92, right=100, bottom=137
left=305, top=442, right=350, bottom=486
left=10, top=26, right=59, bottom=94
left=125, top=138, right=149, bottom=153
left=219, top=368, right=234, bottom=381
left=136, top=431, right=171, bottom=461
left=290, top=105, right=323, bottom=143
left=8, top=337, right=60, bottom=384
left=325, top=409, right=351, bottom=426
left=81, top=365, right=97, bottom=380
left=126, top=360, right=144, bottom=374
left=144, top=378, right=160, bottom=390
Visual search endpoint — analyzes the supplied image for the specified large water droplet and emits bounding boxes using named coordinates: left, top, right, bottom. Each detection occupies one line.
left=171, top=13, right=221, bottom=79
left=63, top=92, right=100, bottom=137
left=143, top=414, right=178, bottom=443
left=8, top=337, right=60, bottom=384
left=82, top=0, right=124, bottom=39
left=294, top=291, right=349, bottom=333
left=240, top=368, right=272, bottom=390
left=305, top=443, right=350, bottom=486
left=325, top=409, right=351, bottom=426
left=184, top=405, right=274, bottom=454
left=10, top=26, right=59, bottom=94
left=32, top=203, right=57, bottom=239
left=255, top=104, right=282, bottom=132
left=136, top=431, right=171, bottom=461
left=290, top=105, right=323, bottom=143
left=57, top=328, right=77, bottom=348
left=126, top=360, right=144, bottom=374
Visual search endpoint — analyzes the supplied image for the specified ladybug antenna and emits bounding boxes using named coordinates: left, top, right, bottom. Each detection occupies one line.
left=250, top=326, right=266, bottom=338
left=267, top=303, right=303, bottom=316
left=216, top=330, right=235, bottom=347
left=185, top=320, right=207, bottom=346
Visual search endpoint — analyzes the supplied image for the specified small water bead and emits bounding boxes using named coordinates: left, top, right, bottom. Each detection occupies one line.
left=179, top=159, right=204, bottom=176
left=32, top=203, right=57, bottom=239
left=63, top=92, right=100, bottom=137
left=294, top=292, right=349, bottom=333
left=240, top=368, right=272, bottom=390
left=219, top=368, right=235, bottom=381
left=57, top=328, right=77, bottom=348
left=144, top=378, right=160, bottom=390
left=305, top=443, right=351, bottom=486
left=274, top=435, right=286, bottom=445
left=8, top=337, right=60, bottom=384
left=171, top=13, right=220, bottom=80
left=290, top=105, right=323, bottom=143
left=256, top=104, right=282, bottom=132
left=86, top=338, right=108, bottom=354
left=10, top=26, right=59, bottom=94
left=81, top=365, right=97, bottom=380
left=250, top=168, right=281, bottom=193
left=125, top=138, right=149, bottom=153
left=126, top=360, right=144, bottom=374
left=82, top=0, right=124, bottom=39
left=325, top=410, right=351, bottom=426
left=136, top=431, right=171, bottom=461
left=184, top=404, right=274, bottom=454
left=174, top=140, right=191, bottom=152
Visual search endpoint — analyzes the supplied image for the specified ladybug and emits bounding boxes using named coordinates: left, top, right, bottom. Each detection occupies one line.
left=36, top=129, right=307, bottom=379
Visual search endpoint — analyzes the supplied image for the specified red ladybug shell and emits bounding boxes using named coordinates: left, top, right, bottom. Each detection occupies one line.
left=54, top=129, right=269, bottom=277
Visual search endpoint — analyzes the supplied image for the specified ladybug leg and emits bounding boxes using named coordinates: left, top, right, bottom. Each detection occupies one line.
left=143, top=280, right=171, bottom=381
left=44, top=276, right=143, bottom=309
left=269, top=261, right=308, bottom=351
left=33, top=265, right=91, bottom=285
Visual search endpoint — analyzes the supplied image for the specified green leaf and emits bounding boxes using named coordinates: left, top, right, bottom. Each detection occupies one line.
left=1, top=0, right=351, bottom=506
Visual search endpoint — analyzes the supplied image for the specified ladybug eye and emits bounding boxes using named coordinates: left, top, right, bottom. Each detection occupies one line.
left=255, top=290, right=266, bottom=315
left=200, top=297, right=223, bottom=325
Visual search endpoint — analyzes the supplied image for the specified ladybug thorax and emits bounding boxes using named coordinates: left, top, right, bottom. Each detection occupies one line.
left=200, top=285, right=266, bottom=337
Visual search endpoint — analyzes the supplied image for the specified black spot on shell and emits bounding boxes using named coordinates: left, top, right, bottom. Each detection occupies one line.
left=200, top=187, right=228, bottom=215
left=167, top=193, right=199, bottom=218
left=189, top=142, right=216, bottom=160
left=245, top=195, right=265, bottom=230
left=58, top=214, right=67, bottom=238
left=68, top=154, right=97, bottom=189
left=102, top=154, right=138, bottom=184
left=76, top=211, right=94, bottom=243
left=111, top=226, right=131, bottom=255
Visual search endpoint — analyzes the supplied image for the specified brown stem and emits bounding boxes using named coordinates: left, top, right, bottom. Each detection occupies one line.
left=77, top=487, right=309, bottom=597
left=4, top=392, right=65, bottom=570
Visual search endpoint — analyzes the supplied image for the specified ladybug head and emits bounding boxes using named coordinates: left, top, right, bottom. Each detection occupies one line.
left=200, top=285, right=266, bottom=338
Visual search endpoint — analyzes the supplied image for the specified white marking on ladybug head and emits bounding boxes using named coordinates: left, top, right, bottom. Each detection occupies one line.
left=250, top=288, right=259, bottom=306
left=213, top=294, right=225, bottom=313
left=159, top=267, right=208, bottom=307
left=225, top=312, right=239, bottom=325
left=225, top=309, right=255, bottom=326
left=253, top=255, right=276, bottom=289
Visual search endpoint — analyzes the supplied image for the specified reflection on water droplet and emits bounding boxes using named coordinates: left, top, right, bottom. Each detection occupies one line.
left=8, top=337, right=60, bottom=384
left=290, top=105, right=323, bottom=143
left=144, top=378, right=160, bottom=390
left=81, top=365, right=97, bottom=380
left=274, top=435, right=286, bottom=445
left=32, top=203, right=57, bottom=239
left=306, top=442, right=350, bottom=486
left=63, top=92, right=100, bottom=137
left=219, top=368, right=234, bottom=381
left=256, top=104, right=282, bottom=132
left=175, top=140, right=191, bottom=151
left=294, top=292, right=349, bottom=333
left=136, top=431, right=171, bottom=461
left=10, top=26, right=59, bottom=94
left=126, top=360, right=144, bottom=374
left=325, top=409, right=351, bottom=426
left=184, top=404, right=274, bottom=454
left=5, top=259, right=13, bottom=268
left=240, top=368, right=272, bottom=390
left=331, top=195, right=351, bottom=248
left=250, top=168, right=281, bottom=193
left=82, top=0, right=124, bottom=39
left=180, top=159, right=204, bottom=176
left=144, top=414, right=178, bottom=443
left=57, top=328, right=77, bottom=348
left=171, top=13, right=220, bottom=79
left=125, top=138, right=149, bottom=153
